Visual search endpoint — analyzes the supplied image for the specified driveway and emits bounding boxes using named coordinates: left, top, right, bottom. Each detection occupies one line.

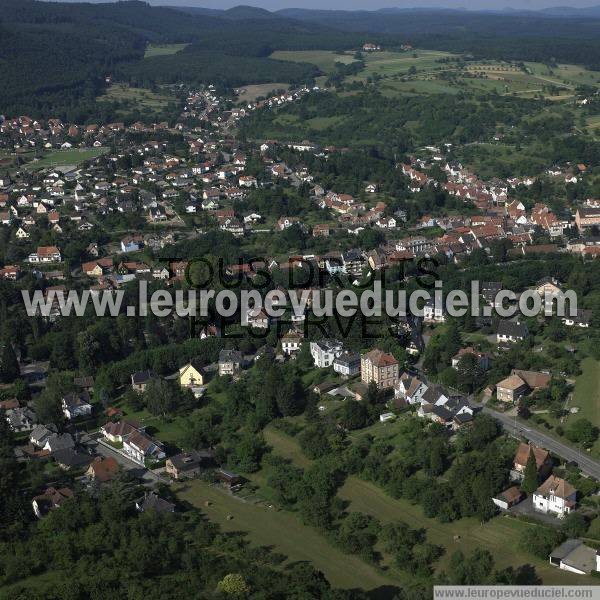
left=82, top=433, right=168, bottom=486
left=509, top=495, right=564, bottom=526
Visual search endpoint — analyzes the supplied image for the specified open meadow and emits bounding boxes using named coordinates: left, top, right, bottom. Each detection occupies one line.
left=271, top=48, right=600, bottom=100
left=144, top=43, right=189, bottom=58
left=261, top=425, right=590, bottom=585
left=236, top=83, right=290, bottom=103
left=271, top=50, right=358, bottom=74
left=174, top=478, right=398, bottom=591
left=24, top=147, right=108, bottom=171
left=98, top=84, right=174, bottom=118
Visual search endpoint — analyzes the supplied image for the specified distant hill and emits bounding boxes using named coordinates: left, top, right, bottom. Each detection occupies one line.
left=0, top=0, right=327, bottom=119
left=7, top=0, right=600, bottom=121
left=539, top=5, right=600, bottom=17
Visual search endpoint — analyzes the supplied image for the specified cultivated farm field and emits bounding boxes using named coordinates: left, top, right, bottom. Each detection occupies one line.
left=144, top=43, right=189, bottom=58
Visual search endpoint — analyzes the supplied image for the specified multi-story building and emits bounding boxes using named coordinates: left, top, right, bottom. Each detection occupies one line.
left=310, top=339, right=343, bottom=368
left=533, top=475, right=577, bottom=518
left=575, top=206, right=600, bottom=232
left=333, top=351, right=361, bottom=377
left=360, top=349, right=399, bottom=390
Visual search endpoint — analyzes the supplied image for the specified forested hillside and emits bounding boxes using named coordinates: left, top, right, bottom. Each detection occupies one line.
left=5, top=0, right=600, bottom=120
left=278, top=8, right=600, bottom=68
left=0, top=0, right=335, bottom=119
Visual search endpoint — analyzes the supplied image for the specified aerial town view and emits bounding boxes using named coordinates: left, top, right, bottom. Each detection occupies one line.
left=3, top=0, right=600, bottom=598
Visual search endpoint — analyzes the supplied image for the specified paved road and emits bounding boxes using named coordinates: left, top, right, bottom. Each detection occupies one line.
left=481, top=405, right=600, bottom=480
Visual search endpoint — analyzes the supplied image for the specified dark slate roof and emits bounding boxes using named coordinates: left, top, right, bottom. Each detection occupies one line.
left=137, top=492, right=175, bottom=513
left=51, top=448, right=93, bottom=469
left=131, top=369, right=156, bottom=385
left=169, top=450, right=213, bottom=471
left=497, top=320, right=528, bottom=338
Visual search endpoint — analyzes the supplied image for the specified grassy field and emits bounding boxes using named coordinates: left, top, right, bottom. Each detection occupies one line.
left=271, top=48, right=600, bottom=100
left=174, top=479, right=399, bottom=591
left=144, top=43, right=188, bottom=58
left=263, top=426, right=590, bottom=585
left=98, top=84, right=173, bottom=117
left=570, top=357, right=600, bottom=427
left=264, top=425, right=312, bottom=468
left=357, top=50, right=454, bottom=79
left=563, top=357, right=600, bottom=456
left=271, top=50, right=358, bottom=74
left=237, top=83, right=290, bottom=103
left=586, top=115, right=600, bottom=137
left=339, top=478, right=589, bottom=584
left=24, top=147, right=108, bottom=171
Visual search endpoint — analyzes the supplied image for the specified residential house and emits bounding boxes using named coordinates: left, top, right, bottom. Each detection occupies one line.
left=281, top=329, right=303, bottom=356
left=216, top=469, right=243, bottom=490
left=0, top=265, right=20, bottom=280
left=86, top=456, right=119, bottom=483
left=575, top=207, right=600, bottom=232
left=123, top=430, right=165, bottom=465
left=277, top=216, right=301, bottom=231
left=218, top=349, right=243, bottom=377
left=496, top=374, right=530, bottom=403
left=120, top=235, right=144, bottom=253
left=564, top=309, right=592, bottom=328
left=496, top=320, right=528, bottom=344
left=30, top=424, right=58, bottom=448
left=43, top=433, right=75, bottom=453
left=82, top=258, right=113, bottom=277
left=511, top=442, right=553, bottom=482
left=535, top=277, right=563, bottom=297
left=533, top=475, right=577, bottom=518
left=246, top=308, right=269, bottom=329
left=166, top=450, right=214, bottom=480
left=135, top=491, right=175, bottom=513
left=313, top=224, right=330, bottom=238
left=423, top=299, right=446, bottom=323
left=74, top=375, right=95, bottom=392
left=361, top=349, right=399, bottom=390
left=497, top=369, right=551, bottom=403
left=28, top=245, right=61, bottom=263
left=239, top=175, right=257, bottom=188
left=310, top=339, right=343, bottom=368
left=61, top=391, right=93, bottom=420
left=100, top=420, right=139, bottom=444
left=32, top=486, right=74, bottom=518
left=333, top=351, right=361, bottom=377
left=5, top=407, right=36, bottom=432
left=179, top=360, right=205, bottom=388
left=341, top=249, right=365, bottom=276
left=51, top=448, right=93, bottom=471
left=131, top=369, right=156, bottom=392
left=451, top=347, right=490, bottom=370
